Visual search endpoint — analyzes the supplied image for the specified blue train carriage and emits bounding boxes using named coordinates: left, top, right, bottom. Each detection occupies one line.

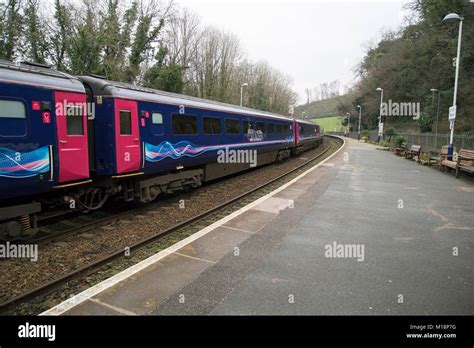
left=0, top=60, right=91, bottom=239
left=294, top=119, right=322, bottom=154
left=79, top=76, right=295, bottom=204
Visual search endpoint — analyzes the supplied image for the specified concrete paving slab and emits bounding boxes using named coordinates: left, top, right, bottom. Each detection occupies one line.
left=252, top=196, right=293, bottom=214
left=177, top=226, right=252, bottom=263
left=274, top=187, right=306, bottom=200
left=63, top=299, right=126, bottom=316
left=94, top=253, right=212, bottom=315
left=222, top=209, right=277, bottom=233
left=287, top=181, right=313, bottom=191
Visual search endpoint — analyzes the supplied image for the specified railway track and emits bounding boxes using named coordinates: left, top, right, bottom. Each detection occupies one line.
left=0, top=136, right=343, bottom=314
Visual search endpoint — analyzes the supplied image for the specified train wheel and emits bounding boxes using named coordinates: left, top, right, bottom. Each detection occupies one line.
left=0, top=220, right=21, bottom=241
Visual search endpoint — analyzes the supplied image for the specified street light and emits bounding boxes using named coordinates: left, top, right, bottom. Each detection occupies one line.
left=346, top=112, right=350, bottom=136
left=376, top=87, right=384, bottom=142
left=289, top=103, right=297, bottom=141
left=430, top=88, right=441, bottom=148
left=443, top=12, right=464, bottom=159
left=289, top=104, right=297, bottom=122
left=357, top=105, right=362, bottom=139
left=240, top=83, right=248, bottom=107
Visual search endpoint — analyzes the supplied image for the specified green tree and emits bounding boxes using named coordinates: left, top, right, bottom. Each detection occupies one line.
left=144, top=46, right=185, bottom=93
left=69, top=1, right=101, bottom=74
left=0, top=0, right=23, bottom=60
left=353, top=0, right=474, bottom=134
left=99, top=0, right=121, bottom=79
left=126, top=15, right=164, bottom=83
left=50, top=0, right=72, bottom=70
left=24, top=0, right=48, bottom=64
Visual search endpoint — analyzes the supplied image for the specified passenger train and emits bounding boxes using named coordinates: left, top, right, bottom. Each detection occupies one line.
left=0, top=60, right=321, bottom=239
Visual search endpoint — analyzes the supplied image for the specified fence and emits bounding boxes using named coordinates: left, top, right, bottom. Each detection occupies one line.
left=325, top=131, right=474, bottom=152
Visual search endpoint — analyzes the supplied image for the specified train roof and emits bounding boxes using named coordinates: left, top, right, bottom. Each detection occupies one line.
left=296, top=119, right=318, bottom=126
left=0, top=60, right=84, bottom=93
left=78, top=75, right=295, bottom=122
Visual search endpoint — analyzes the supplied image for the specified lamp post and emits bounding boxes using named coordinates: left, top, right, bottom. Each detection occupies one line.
left=357, top=105, right=362, bottom=139
left=289, top=104, right=297, bottom=142
left=430, top=88, right=441, bottom=148
left=376, top=87, right=384, bottom=142
left=443, top=13, right=464, bottom=159
left=346, top=112, right=350, bottom=137
left=240, top=83, right=248, bottom=107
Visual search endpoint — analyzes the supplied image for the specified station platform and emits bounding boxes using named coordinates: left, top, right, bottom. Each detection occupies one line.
left=43, top=137, right=474, bottom=316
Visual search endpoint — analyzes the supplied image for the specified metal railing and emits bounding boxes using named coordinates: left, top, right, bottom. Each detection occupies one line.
left=325, top=131, right=474, bottom=152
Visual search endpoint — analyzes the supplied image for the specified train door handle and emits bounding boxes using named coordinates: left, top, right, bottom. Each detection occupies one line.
left=134, top=138, right=139, bottom=142
left=60, top=140, right=67, bottom=144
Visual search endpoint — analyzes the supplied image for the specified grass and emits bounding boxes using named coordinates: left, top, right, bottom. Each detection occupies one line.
left=310, top=115, right=348, bottom=133
left=295, top=95, right=351, bottom=118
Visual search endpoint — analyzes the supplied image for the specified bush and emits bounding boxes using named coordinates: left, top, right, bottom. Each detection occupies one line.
left=417, top=112, right=433, bottom=133
left=385, top=127, right=395, bottom=141
left=394, top=135, right=406, bottom=147
left=361, top=130, right=370, bottom=138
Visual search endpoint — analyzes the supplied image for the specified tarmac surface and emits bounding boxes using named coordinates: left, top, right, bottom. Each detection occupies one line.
left=43, top=138, right=474, bottom=315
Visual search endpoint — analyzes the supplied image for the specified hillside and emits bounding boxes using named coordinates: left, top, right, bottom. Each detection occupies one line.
left=295, top=95, right=351, bottom=119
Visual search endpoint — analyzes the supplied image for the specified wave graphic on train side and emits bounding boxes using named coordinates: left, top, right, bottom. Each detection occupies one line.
left=144, top=139, right=294, bottom=162
left=0, top=146, right=50, bottom=178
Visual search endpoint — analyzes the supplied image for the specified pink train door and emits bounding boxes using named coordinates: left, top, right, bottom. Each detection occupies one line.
left=294, top=121, right=300, bottom=145
left=114, top=99, right=140, bottom=174
left=55, top=91, right=90, bottom=183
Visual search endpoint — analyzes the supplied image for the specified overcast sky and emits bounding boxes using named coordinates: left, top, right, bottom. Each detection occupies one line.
left=174, top=0, right=411, bottom=103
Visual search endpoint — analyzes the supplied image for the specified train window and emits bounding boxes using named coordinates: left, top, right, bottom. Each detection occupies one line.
left=275, top=124, right=283, bottom=133
left=0, top=100, right=26, bottom=119
left=203, top=117, right=222, bottom=135
left=301, top=125, right=313, bottom=135
left=256, top=122, right=265, bottom=133
left=151, top=113, right=164, bottom=135
left=66, top=105, right=84, bottom=135
left=266, top=123, right=275, bottom=133
left=152, top=113, right=163, bottom=125
left=225, top=119, right=240, bottom=134
left=120, top=110, right=132, bottom=135
left=283, top=125, right=290, bottom=133
left=173, top=114, right=197, bottom=135
left=0, top=99, right=27, bottom=137
left=243, top=121, right=253, bottom=132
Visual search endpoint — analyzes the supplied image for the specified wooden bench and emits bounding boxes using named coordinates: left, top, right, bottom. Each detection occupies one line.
left=439, top=147, right=474, bottom=178
left=437, top=145, right=449, bottom=170
left=457, top=149, right=474, bottom=177
left=419, top=152, right=439, bottom=166
left=440, top=145, right=458, bottom=174
left=405, top=144, right=421, bottom=161
left=394, top=143, right=407, bottom=156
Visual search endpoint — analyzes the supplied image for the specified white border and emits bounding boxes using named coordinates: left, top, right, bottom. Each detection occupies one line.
left=41, top=136, right=345, bottom=315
